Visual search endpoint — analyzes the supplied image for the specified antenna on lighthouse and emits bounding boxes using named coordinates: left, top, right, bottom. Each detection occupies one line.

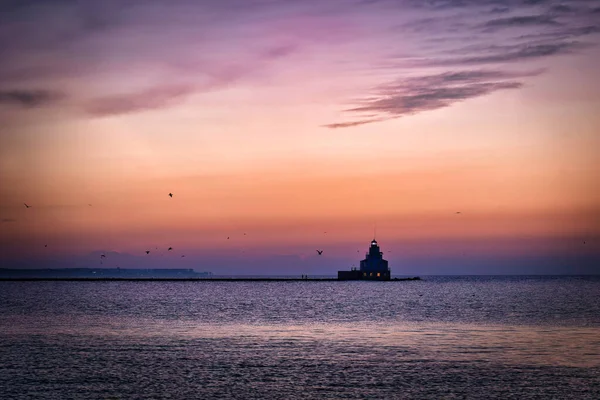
left=374, top=221, right=377, bottom=240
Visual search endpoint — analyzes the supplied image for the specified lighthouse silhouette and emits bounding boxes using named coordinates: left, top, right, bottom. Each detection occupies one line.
left=338, top=239, right=390, bottom=281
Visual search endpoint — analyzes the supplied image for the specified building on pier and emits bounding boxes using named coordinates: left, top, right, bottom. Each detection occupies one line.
left=338, top=239, right=390, bottom=281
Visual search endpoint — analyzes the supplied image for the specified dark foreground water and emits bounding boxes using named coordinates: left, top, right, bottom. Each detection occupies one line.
left=1, top=276, right=599, bottom=399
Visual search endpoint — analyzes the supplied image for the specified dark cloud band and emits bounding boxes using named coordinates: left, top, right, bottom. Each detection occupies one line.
left=0, top=89, right=63, bottom=108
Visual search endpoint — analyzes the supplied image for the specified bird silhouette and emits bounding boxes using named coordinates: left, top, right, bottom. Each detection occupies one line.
left=456, top=211, right=461, bottom=214
left=145, top=250, right=150, bottom=255
left=88, top=204, right=92, bottom=207
left=316, top=250, right=323, bottom=255
left=169, top=193, right=173, bottom=198
left=44, top=244, right=47, bottom=247
left=227, top=237, right=230, bottom=240
left=100, top=254, right=106, bottom=259
left=181, top=255, right=185, bottom=258
left=168, top=247, right=172, bottom=251
left=24, top=203, right=32, bottom=208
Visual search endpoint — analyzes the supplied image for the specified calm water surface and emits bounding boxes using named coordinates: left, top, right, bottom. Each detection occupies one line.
left=1, top=276, right=599, bottom=399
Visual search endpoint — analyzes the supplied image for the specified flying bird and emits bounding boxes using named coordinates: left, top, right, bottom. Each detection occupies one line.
left=44, top=244, right=47, bottom=247
left=169, top=193, right=173, bottom=198
left=456, top=212, right=461, bottom=214
left=24, top=203, right=32, bottom=208
left=145, top=250, right=150, bottom=255
left=168, top=247, right=172, bottom=251
left=100, top=254, right=106, bottom=259
left=181, top=255, right=185, bottom=258
left=316, top=250, right=323, bottom=255
left=227, top=237, right=230, bottom=240
left=88, top=204, right=92, bottom=207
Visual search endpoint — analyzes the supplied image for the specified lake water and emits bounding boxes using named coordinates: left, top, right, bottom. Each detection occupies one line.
left=1, top=276, right=599, bottom=399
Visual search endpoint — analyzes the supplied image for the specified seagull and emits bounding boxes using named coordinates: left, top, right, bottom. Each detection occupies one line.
left=24, top=203, right=32, bottom=208
left=44, top=244, right=47, bottom=247
left=168, top=247, right=172, bottom=251
left=145, top=250, right=150, bottom=255
left=181, top=255, right=185, bottom=258
left=456, top=212, right=461, bottom=214
left=100, top=254, right=106, bottom=259
left=227, top=237, right=230, bottom=240
left=169, top=193, right=173, bottom=198
left=316, top=250, right=323, bottom=255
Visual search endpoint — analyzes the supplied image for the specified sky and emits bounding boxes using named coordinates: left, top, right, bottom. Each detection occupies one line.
left=0, top=0, right=599, bottom=274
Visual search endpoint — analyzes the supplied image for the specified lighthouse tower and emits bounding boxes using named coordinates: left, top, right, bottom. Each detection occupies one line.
left=359, top=239, right=390, bottom=280
left=338, top=239, right=391, bottom=280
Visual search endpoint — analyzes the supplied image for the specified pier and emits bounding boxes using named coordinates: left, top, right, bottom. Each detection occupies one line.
left=0, top=277, right=421, bottom=282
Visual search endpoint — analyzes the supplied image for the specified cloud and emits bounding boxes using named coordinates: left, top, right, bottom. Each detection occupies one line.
left=0, top=89, right=64, bottom=108
left=384, top=0, right=564, bottom=11
left=326, top=69, right=540, bottom=128
left=549, top=4, right=575, bottom=14
left=417, top=41, right=587, bottom=66
left=84, top=85, right=197, bottom=117
left=348, top=82, right=523, bottom=115
left=262, top=44, right=299, bottom=60
left=483, top=15, right=560, bottom=29
left=490, top=7, right=510, bottom=14
left=323, top=118, right=390, bottom=129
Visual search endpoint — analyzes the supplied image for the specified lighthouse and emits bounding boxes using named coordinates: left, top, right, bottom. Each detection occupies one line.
left=338, top=239, right=391, bottom=281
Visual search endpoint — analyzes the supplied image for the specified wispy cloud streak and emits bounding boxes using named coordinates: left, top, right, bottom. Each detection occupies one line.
left=0, top=89, right=63, bottom=108
left=329, top=70, right=542, bottom=127
left=426, top=42, right=587, bottom=66
left=483, top=15, right=560, bottom=29
left=84, top=85, right=197, bottom=117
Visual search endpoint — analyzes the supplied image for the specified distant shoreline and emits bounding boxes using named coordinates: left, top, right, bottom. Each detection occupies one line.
left=0, top=277, right=422, bottom=282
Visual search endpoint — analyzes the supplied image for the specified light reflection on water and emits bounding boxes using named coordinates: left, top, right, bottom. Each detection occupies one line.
left=1, top=277, right=599, bottom=399
left=4, top=316, right=599, bottom=368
